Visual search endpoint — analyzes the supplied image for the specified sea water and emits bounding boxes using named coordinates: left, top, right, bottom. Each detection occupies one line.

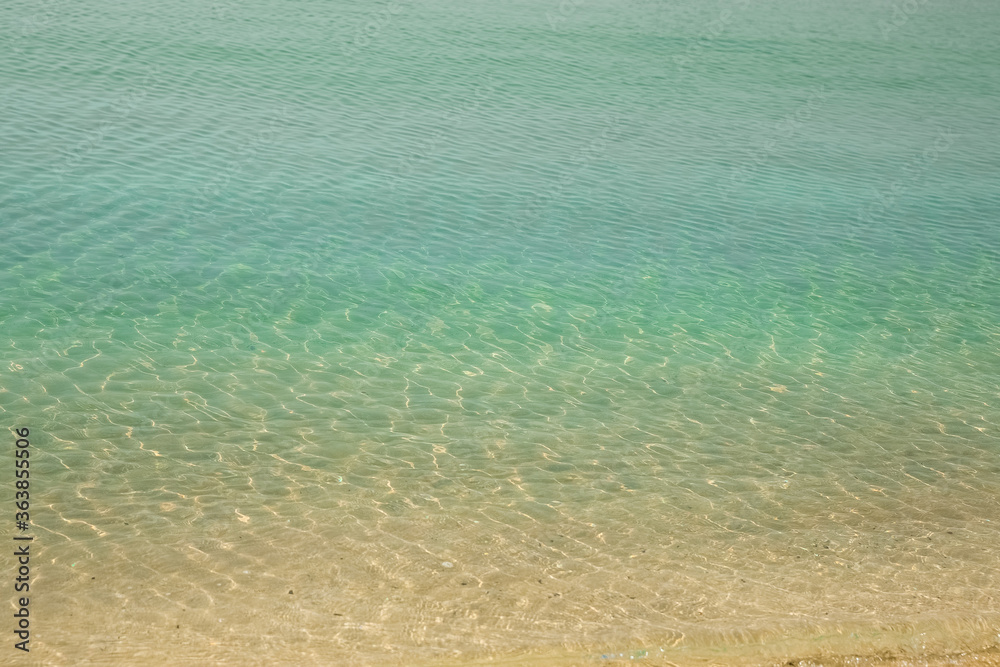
left=2, top=0, right=999, bottom=663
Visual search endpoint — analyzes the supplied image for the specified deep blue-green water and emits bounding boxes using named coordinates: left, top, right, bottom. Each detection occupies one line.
left=3, top=0, right=1000, bottom=663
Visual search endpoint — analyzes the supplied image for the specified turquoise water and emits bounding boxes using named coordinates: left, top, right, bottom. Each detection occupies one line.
left=3, top=0, right=1000, bottom=664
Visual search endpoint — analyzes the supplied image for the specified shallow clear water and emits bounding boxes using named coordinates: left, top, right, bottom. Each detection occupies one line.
left=2, top=0, right=1000, bottom=664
